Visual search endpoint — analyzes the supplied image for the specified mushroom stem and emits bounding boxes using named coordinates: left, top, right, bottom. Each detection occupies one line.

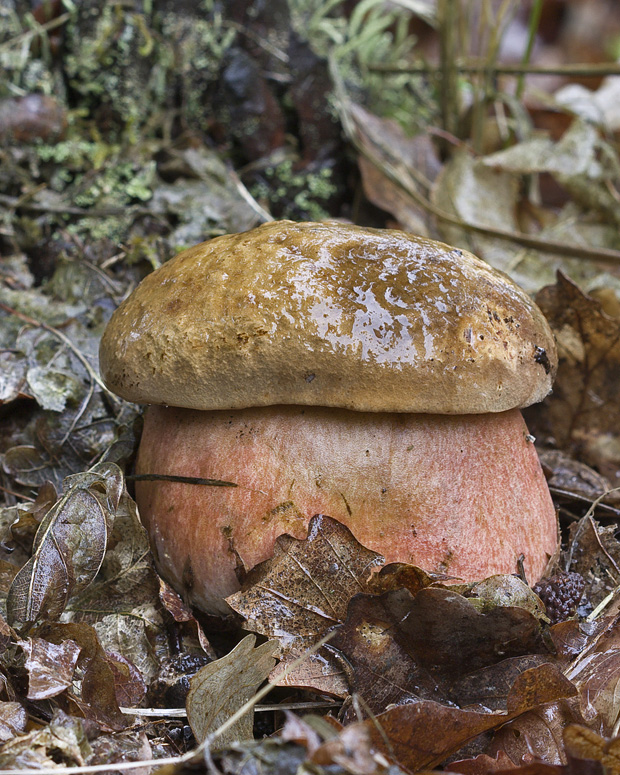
left=135, top=405, right=558, bottom=616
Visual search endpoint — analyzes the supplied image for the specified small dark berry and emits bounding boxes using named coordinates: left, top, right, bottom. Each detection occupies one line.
left=533, top=572, right=586, bottom=624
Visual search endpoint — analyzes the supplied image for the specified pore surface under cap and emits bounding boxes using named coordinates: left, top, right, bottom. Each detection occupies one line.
left=99, top=220, right=557, bottom=413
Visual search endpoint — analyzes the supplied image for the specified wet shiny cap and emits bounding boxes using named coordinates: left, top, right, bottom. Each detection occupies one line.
left=99, top=221, right=557, bottom=414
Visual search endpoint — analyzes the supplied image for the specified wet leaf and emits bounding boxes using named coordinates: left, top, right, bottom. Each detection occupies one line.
left=360, top=663, right=576, bottom=772
left=34, top=621, right=128, bottom=731
left=6, top=463, right=124, bottom=628
left=227, top=514, right=384, bottom=697
left=20, top=636, right=81, bottom=700
left=186, top=634, right=277, bottom=748
left=489, top=699, right=582, bottom=767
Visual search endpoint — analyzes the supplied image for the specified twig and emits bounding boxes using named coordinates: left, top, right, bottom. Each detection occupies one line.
left=0, top=12, right=71, bottom=52
left=548, top=486, right=620, bottom=518
left=127, top=474, right=238, bottom=488
left=370, top=61, right=620, bottom=78
left=437, top=0, right=459, bottom=153
left=121, top=700, right=340, bottom=717
left=0, top=485, right=35, bottom=503
left=0, top=302, right=114, bottom=396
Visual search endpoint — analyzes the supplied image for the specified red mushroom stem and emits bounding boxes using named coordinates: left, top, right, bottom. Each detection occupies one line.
left=136, top=404, right=557, bottom=616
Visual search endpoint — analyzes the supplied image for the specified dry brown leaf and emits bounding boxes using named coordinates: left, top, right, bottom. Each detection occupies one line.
left=0, top=703, right=27, bottom=744
left=20, top=636, right=81, bottom=700
left=565, top=516, right=620, bottom=609
left=6, top=463, right=124, bottom=629
left=226, top=514, right=384, bottom=697
left=563, top=724, right=620, bottom=775
left=343, top=102, right=440, bottom=235
left=186, top=634, right=277, bottom=748
left=533, top=274, right=620, bottom=488
left=489, top=699, right=583, bottom=766
left=34, top=621, right=128, bottom=731
left=448, top=751, right=516, bottom=775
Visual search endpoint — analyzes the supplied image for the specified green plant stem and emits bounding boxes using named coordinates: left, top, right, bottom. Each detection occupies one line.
left=438, top=0, right=459, bottom=156
left=370, top=61, right=620, bottom=77
left=517, top=0, right=543, bottom=99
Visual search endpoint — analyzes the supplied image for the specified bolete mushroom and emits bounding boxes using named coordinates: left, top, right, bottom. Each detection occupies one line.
left=100, top=221, right=558, bottom=617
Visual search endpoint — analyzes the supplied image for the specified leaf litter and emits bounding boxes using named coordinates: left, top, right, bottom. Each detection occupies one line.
left=3, top=2, right=620, bottom=775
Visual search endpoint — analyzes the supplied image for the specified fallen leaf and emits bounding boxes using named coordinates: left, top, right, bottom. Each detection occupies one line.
left=20, top=636, right=81, bottom=700
left=539, top=449, right=617, bottom=511
left=0, top=703, right=27, bottom=743
left=431, top=149, right=521, bottom=277
left=331, top=593, right=438, bottom=713
left=280, top=712, right=324, bottom=755
left=533, top=274, right=620, bottom=488
left=105, top=651, right=147, bottom=708
left=483, top=121, right=620, bottom=228
left=564, top=724, right=620, bottom=775
left=360, top=663, right=577, bottom=772
left=488, top=699, right=582, bottom=766
left=89, top=729, right=152, bottom=775
left=564, top=516, right=620, bottom=609
left=448, top=751, right=516, bottom=775
left=312, top=723, right=384, bottom=775
left=6, top=462, right=124, bottom=628
left=387, top=585, right=549, bottom=676
left=34, top=621, right=128, bottom=731
left=0, top=709, right=91, bottom=768
left=565, top=615, right=620, bottom=735
left=186, top=634, right=277, bottom=748
left=226, top=514, right=384, bottom=697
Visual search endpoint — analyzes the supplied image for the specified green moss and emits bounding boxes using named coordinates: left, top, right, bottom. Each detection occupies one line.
left=250, top=160, right=338, bottom=221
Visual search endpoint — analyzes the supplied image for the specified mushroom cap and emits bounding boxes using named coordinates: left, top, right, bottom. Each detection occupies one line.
left=99, top=220, right=557, bottom=414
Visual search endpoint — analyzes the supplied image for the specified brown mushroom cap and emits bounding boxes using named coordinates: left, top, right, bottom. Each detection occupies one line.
left=99, top=221, right=557, bottom=414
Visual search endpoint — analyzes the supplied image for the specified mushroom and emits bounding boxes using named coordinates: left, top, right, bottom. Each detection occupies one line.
left=100, top=221, right=558, bottom=617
